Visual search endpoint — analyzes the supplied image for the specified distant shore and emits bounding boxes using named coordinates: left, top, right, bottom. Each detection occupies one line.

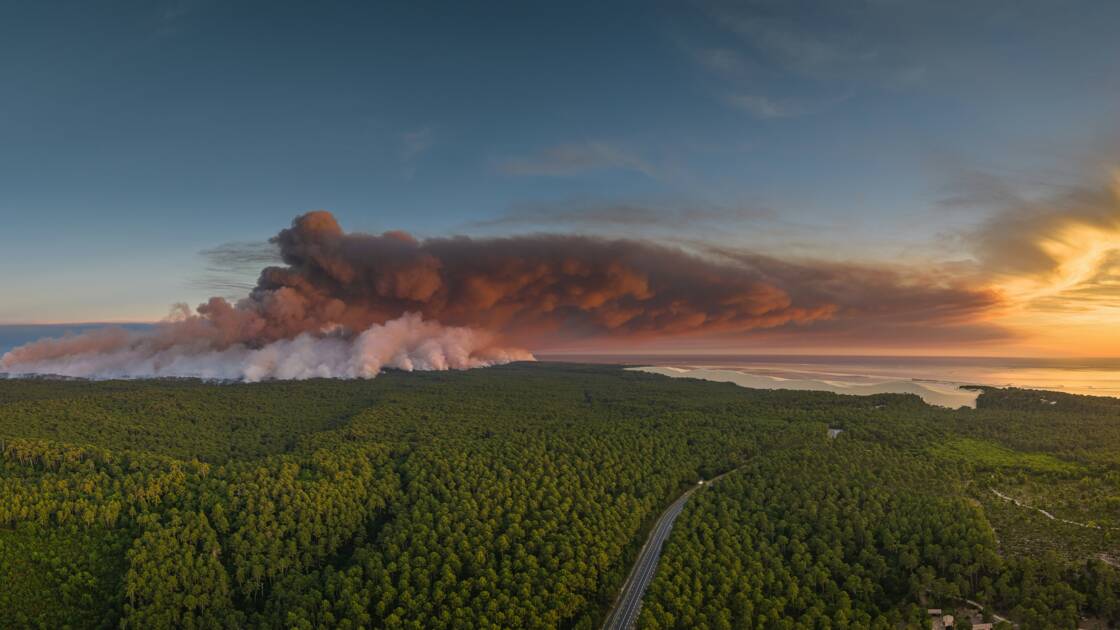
left=541, top=353, right=1120, bottom=401
left=631, top=365, right=982, bottom=408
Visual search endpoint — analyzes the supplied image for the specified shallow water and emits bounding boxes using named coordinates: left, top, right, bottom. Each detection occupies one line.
left=5, top=329, right=1120, bottom=402
left=542, top=353, right=1120, bottom=405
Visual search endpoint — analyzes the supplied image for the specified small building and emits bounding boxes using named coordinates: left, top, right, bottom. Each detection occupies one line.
left=828, top=428, right=844, bottom=439
left=928, top=609, right=952, bottom=630
left=972, top=623, right=993, bottom=630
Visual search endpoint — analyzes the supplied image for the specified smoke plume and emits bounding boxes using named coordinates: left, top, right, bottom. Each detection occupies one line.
left=2, top=210, right=1004, bottom=379
left=1, top=313, right=530, bottom=381
left=240, top=211, right=836, bottom=342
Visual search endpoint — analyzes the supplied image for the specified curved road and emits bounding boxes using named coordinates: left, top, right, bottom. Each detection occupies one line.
left=602, top=471, right=733, bottom=630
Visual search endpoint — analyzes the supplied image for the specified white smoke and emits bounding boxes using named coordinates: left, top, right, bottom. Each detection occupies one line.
left=0, top=313, right=534, bottom=381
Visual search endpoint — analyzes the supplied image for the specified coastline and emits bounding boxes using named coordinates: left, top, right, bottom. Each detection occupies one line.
left=630, top=365, right=983, bottom=408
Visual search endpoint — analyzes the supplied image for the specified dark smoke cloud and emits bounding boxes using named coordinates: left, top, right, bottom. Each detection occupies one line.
left=240, top=211, right=840, bottom=345
left=686, top=246, right=1010, bottom=346
left=705, top=248, right=1003, bottom=326
left=2, top=210, right=1008, bottom=379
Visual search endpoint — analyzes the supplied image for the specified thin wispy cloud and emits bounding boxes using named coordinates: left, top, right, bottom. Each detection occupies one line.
left=151, top=0, right=212, bottom=39
left=728, top=91, right=853, bottom=119
left=686, top=39, right=851, bottom=119
left=935, top=160, right=1087, bottom=211
left=725, top=94, right=796, bottom=119
left=470, top=200, right=772, bottom=230
left=401, top=127, right=434, bottom=162
left=690, top=47, right=756, bottom=77
left=160, top=0, right=205, bottom=23
left=191, top=240, right=280, bottom=295
left=399, top=127, right=435, bottom=177
left=680, top=2, right=932, bottom=118
left=496, top=142, right=656, bottom=178
left=711, top=11, right=879, bottom=82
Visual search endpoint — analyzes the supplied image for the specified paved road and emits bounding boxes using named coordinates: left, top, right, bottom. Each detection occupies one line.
left=602, top=472, right=733, bottom=630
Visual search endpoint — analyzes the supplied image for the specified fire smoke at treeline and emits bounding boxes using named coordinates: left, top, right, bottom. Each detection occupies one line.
left=1, top=211, right=1002, bottom=380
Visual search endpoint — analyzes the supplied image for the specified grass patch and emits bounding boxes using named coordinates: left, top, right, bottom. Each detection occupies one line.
left=932, top=438, right=1084, bottom=474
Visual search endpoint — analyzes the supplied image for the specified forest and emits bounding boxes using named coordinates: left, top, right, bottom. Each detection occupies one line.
left=1, top=363, right=1118, bottom=629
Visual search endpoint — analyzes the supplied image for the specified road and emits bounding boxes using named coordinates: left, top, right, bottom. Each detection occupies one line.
left=601, top=471, right=733, bottom=630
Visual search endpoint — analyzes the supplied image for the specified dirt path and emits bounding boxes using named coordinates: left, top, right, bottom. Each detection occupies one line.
left=959, top=597, right=1012, bottom=625
left=989, top=488, right=1115, bottom=530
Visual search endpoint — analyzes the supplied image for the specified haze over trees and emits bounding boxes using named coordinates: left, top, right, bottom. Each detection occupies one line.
left=0, top=365, right=1117, bottom=628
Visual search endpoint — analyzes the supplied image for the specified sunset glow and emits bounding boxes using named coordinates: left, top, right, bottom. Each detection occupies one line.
left=7, top=5, right=1120, bottom=629
left=1, top=2, right=1118, bottom=360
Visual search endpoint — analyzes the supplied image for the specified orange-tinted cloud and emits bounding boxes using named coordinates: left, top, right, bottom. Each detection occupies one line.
left=253, top=211, right=839, bottom=345
left=218, top=211, right=1001, bottom=349
left=965, top=170, right=1120, bottom=355
left=4, top=211, right=1012, bottom=373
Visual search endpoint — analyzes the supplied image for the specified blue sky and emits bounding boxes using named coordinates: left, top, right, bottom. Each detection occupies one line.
left=2, top=0, right=1119, bottom=324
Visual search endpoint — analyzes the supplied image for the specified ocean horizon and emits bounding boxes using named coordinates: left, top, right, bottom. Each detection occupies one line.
left=539, top=353, right=1120, bottom=399
left=5, top=326, right=1120, bottom=398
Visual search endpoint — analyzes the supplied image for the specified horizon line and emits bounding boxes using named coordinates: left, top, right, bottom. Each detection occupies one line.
left=4, top=323, right=1119, bottom=362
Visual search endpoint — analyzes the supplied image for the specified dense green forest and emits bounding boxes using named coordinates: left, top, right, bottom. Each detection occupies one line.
left=0, top=364, right=1118, bottom=628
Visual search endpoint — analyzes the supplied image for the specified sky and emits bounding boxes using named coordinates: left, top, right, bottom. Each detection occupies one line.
left=2, top=0, right=1120, bottom=356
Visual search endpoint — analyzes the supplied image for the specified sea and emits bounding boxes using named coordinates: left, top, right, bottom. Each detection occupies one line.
left=3, top=326, right=1119, bottom=405
left=539, top=353, right=1120, bottom=407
